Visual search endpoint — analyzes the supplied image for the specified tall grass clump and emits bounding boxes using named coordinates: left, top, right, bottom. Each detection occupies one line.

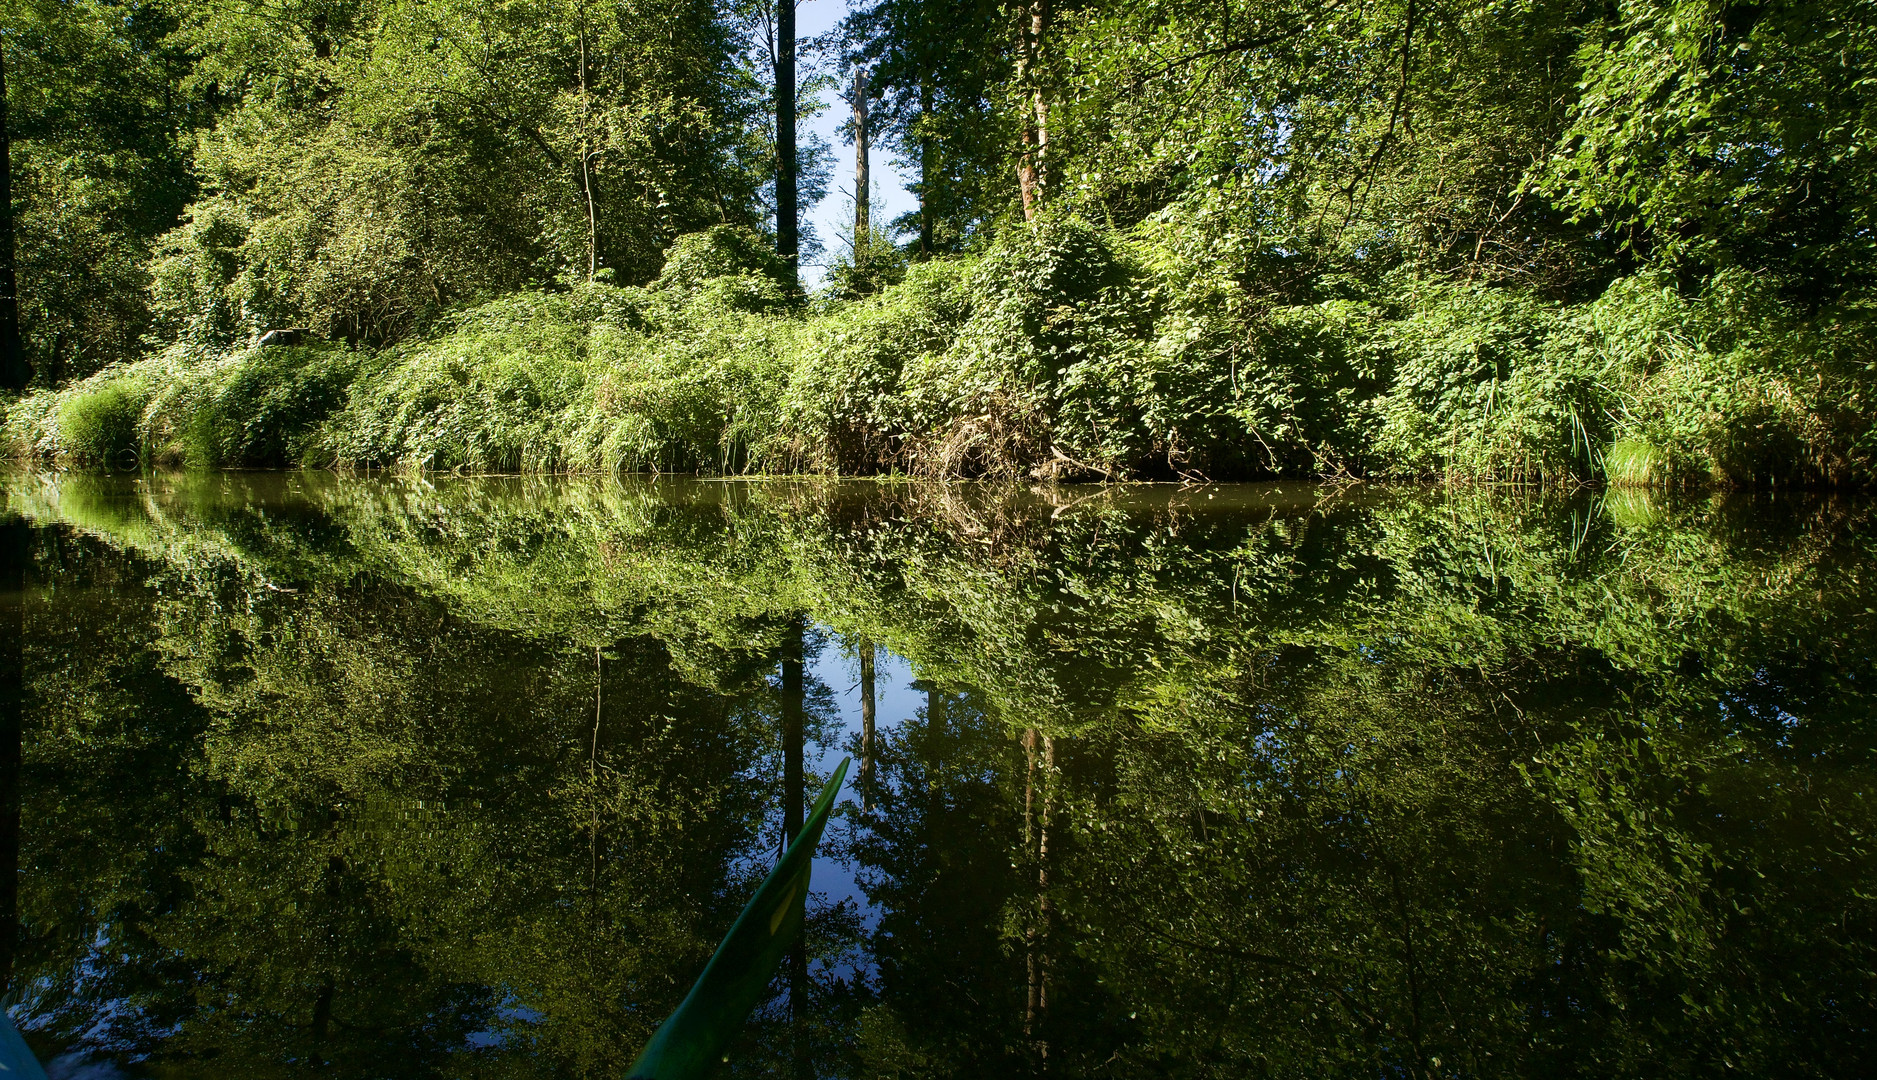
left=317, top=227, right=800, bottom=473
left=8, top=362, right=161, bottom=466
left=7, top=343, right=366, bottom=467
left=54, top=376, right=151, bottom=466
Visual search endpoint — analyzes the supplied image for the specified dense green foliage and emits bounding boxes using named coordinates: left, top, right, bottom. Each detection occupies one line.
left=5, top=0, right=1876, bottom=482
left=9, top=474, right=1875, bottom=1074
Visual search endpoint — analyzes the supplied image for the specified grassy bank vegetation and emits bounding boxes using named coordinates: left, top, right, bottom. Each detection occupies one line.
left=13, top=219, right=1875, bottom=485
left=8, top=0, right=1876, bottom=485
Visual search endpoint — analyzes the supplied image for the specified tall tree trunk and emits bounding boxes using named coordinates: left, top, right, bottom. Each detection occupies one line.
left=579, top=18, right=598, bottom=281
left=0, top=40, right=27, bottom=391
left=1015, top=141, right=1038, bottom=221
left=853, top=68, right=870, bottom=256
left=1014, top=0, right=1052, bottom=222
left=918, top=78, right=934, bottom=256
left=1031, top=63, right=1050, bottom=199
left=776, top=0, right=798, bottom=288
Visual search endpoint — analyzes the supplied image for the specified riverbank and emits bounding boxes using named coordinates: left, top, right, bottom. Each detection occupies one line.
left=11, top=221, right=1874, bottom=486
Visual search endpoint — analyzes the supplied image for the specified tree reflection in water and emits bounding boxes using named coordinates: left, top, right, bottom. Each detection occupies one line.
left=5, top=473, right=1873, bottom=1078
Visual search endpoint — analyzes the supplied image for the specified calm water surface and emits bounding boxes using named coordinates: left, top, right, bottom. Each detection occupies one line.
left=4, top=473, right=1873, bottom=1078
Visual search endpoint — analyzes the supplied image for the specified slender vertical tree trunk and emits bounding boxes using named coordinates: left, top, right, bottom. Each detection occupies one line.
left=776, top=0, right=798, bottom=288
left=858, top=639, right=875, bottom=809
left=1032, top=0, right=1052, bottom=197
left=918, top=79, right=934, bottom=256
left=1014, top=59, right=1036, bottom=216
left=1030, top=57, right=1050, bottom=196
left=853, top=68, right=870, bottom=256
left=579, top=20, right=597, bottom=281
left=1013, top=0, right=1052, bottom=222
left=0, top=41, right=27, bottom=391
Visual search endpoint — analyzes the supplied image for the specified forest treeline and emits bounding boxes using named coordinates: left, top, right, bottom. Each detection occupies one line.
left=3, top=0, right=1876, bottom=483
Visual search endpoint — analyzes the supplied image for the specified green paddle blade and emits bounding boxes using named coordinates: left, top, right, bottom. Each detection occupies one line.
left=626, top=757, right=850, bottom=1080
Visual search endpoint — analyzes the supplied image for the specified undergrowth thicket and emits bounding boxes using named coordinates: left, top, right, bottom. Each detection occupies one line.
left=11, top=220, right=1875, bottom=485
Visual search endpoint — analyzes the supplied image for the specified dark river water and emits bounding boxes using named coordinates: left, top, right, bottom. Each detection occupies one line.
left=2, top=472, right=1872, bottom=1078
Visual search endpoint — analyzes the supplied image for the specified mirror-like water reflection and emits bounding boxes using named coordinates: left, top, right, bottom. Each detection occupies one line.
left=5, top=473, right=1873, bottom=1078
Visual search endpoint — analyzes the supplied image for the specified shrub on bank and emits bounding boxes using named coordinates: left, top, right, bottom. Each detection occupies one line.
left=6, top=344, right=366, bottom=468
left=9, top=222, right=1875, bottom=486
left=166, top=345, right=367, bottom=467
left=783, top=258, right=975, bottom=473
left=319, top=229, right=801, bottom=473
left=316, top=290, right=594, bottom=472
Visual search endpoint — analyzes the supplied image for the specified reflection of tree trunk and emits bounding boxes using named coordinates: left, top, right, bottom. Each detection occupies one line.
left=925, top=685, right=945, bottom=827
left=0, top=519, right=24, bottom=994
left=783, top=617, right=805, bottom=844
left=1022, top=728, right=1054, bottom=1059
left=1389, top=866, right=1429, bottom=1076
left=782, top=615, right=809, bottom=1078
left=591, top=645, right=603, bottom=902
left=312, top=980, right=333, bottom=1040
left=858, top=640, right=875, bottom=810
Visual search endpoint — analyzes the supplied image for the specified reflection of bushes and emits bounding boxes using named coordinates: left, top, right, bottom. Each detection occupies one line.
left=19, top=524, right=776, bottom=1076
left=17, top=476, right=1876, bottom=1075
left=19, top=473, right=1871, bottom=734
